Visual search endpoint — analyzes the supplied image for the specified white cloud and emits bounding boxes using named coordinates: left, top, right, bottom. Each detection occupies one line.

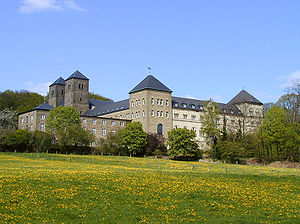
left=184, top=94, right=223, bottom=102
left=277, top=71, right=300, bottom=88
left=24, top=81, right=51, bottom=96
left=184, top=94, right=200, bottom=100
left=19, top=0, right=86, bottom=13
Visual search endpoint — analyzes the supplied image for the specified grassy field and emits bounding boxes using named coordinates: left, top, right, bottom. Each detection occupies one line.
left=0, top=153, right=299, bottom=224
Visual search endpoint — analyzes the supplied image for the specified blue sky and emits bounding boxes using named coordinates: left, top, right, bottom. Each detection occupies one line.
left=0, top=0, right=299, bottom=103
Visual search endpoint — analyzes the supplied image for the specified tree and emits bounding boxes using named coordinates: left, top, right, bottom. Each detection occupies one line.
left=259, top=105, right=294, bottom=161
left=200, top=101, right=221, bottom=148
left=45, top=106, right=94, bottom=149
left=118, top=122, right=147, bottom=156
left=5, top=129, right=31, bottom=151
left=167, top=128, right=199, bottom=158
left=31, top=130, right=54, bottom=153
left=0, top=108, right=18, bottom=131
left=0, top=90, right=44, bottom=113
left=89, top=92, right=111, bottom=101
left=146, top=133, right=166, bottom=156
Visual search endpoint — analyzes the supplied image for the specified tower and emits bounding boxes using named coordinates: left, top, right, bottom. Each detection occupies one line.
left=129, top=74, right=173, bottom=137
left=48, top=77, right=65, bottom=107
left=64, top=70, right=89, bottom=114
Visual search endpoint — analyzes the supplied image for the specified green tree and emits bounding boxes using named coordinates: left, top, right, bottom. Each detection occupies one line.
left=259, top=105, right=294, bottom=161
left=89, top=92, right=111, bottom=101
left=118, top=122, right=147, bottom=156
left=167, top=128, right=199, bottom=158
left=31, top=130, right=54, bottom=153
left=200, top=102, right=221, bottom=148
left=5, top=129, right=31, bottom=151
left=45, top=106, right=94, bottom=149
left=0, top=90, right=44, bottom=113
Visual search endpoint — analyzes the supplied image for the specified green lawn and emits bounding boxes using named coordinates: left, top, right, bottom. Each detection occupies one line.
left=0, top=152, right=299, bottom=223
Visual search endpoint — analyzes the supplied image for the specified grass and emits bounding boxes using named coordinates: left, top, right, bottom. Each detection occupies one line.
left=0, top=152, right=299, bottom=224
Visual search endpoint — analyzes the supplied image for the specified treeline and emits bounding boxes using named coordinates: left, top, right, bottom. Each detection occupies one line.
left=204, top=80, right=300, bottom=163
left=0, top=90, right=111, bottom=114
left=0, top=90, right=44, bottom=113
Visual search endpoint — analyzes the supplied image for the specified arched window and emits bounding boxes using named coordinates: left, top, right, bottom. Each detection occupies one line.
left=157, top=123, right=163, bottom=135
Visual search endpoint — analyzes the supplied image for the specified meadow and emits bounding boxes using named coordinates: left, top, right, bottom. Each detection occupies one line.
left=0, top=152, right=299, bottom=224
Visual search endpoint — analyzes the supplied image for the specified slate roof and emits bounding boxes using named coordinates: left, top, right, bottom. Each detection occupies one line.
left=129, top=75, right=172, bottom=94
left=49, top=77, right=65, bottom=87
left=84, top=99, right=129, bottom=117
left=172, top=96, right=242, bottom=115
left=227, top=90, right=263, bottom=105
left=66, top=70, right=89, bottom=81
left=33, top=102, right=54, bottom=111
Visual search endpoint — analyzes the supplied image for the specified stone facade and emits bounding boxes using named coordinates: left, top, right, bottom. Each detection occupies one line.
left=64, top=78, right=89, bottom=115
left=18, top=70, right=264, bottom=149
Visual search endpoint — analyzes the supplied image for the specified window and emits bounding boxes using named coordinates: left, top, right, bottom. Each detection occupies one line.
left=62, top=90, right=64, bottom=95
left=151, top=98, right=154, bottom=104
left=249, top=108, right=254, bottom=113
left=160, top=99, right=163, bottom=105
left=166, top=100, right=169, bottom=106
left=102, top=120, right=106, bottom=125
left=131, top=113, right=134, bottom=119
left=92, top=128, right=96, bottom=134
left=157, top=99, right=160, bottom=105
left=157, top=111, right=160, bottom=117
left=120, top=122, right=124, bottom=127
left=151, top=110, right=154, bottom=116
left=138, top=111, right=141, bottom=118
left=26, top=116, right=28, bottom=123
left=80, top=97, right=82, bottom=102
left=174, top=102, right=178, bottom=107
left=191, top=104, right=196, bottom=109
left=199, top=106, right=203, bottom=110
left=191, top=115, right=196, bottom=120
left=174, top=113, right=179, bottom=119
left=83, top=118, right=87, bottom=124
left=40, top=123, right=45, bottom=131
left=93, top=120, right=97, bottom=124
left=112, top=121, right=115, bottom=126
left=142, top=110, right=145, bottom=117
left=119, top=115, right=122, bottom=119
left=166, top=112, right=169, bottom=118
left=230, top=110, right=234, bottom=114
left=102, top=128, right=106, bottom=136
left=142, top=98, right=145, bottom=105
left=157, top=124, right=163, bottom=135
left=183, top=114, right=187, bottom=119
left=30, top=124, right=33, bottom=131
left=131, top=101, right=134, bottom=107
left=136, top=100, right=138, bottom=106
left=182, top=103, right=187, bottom=108
left=21, top=118, right=24, bottom=123
left=92, top=142, right=96, bottom=147
left=138, top=99, right=140, bottom=105
left=160, top=111, right=163, bottom=117
left=79, top=84, right=81, bottom=89
left=31, top=115, right=34, bottom=120
left=41, top=114, right=45, bottom=120
left=81, top=84, right=84, bottom=89
left=112, top=129, right=115, bottom=134
left=68, top=84, right=71, bottom=90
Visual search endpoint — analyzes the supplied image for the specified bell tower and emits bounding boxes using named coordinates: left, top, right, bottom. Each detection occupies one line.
left=48, top=77, right=65, bottom=107
left=129, top=74, right=173, bottom=137
left=64, top=70, right=89, bottom=114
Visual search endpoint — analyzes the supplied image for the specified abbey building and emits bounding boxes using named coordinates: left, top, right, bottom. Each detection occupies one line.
left=18, top=70, right=263, bottom=149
